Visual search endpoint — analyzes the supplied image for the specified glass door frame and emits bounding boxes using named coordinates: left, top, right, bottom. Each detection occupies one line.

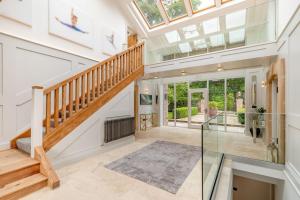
left=188, top=88, right=209, bottom=129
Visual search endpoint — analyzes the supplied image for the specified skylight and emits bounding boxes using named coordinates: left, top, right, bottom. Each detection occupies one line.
left=190, top=0, right=216, bottom=13
left=165, top=30, right=181, bottom=43
left=182, top=25, right=199, bottom=39
left=225, top=9, right=246, bottom=29
left=209, top=33, right=225, bottom=47
left=179, top=42, right=192, bottom=53
left=161, top=0, right=187, bottom=20
left=229, top=28, right=245, bottom=44
left=202, top=17, right=220, bottom=34
left=134, top=0, right=165, bottom=28
left=194, top=39, right=207, bottom=49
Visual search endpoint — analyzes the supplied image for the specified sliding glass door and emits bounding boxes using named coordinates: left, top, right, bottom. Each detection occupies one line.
left=188, top=89, right=208, bottom=128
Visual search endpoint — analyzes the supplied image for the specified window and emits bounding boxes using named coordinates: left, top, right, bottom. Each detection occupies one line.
left=179, top=42, right=192, bottom=53
left=209, top=33, right=225, bottom=47
left=161, top=0, right=187, bottom=20
left=134, top=0, right=165, bottom=27
left=190, top=0, right=215, bottom=13
left=229, top=28, right=245, bottom=44
left=165, top=30, right=181, bottom=43
left=193, top=39, right=207, bottom=49
left=202, top=17, right=220, bottom=34
left=226, top=9, right=246, bottom=29
left=182, top=25, right=199, bottom=39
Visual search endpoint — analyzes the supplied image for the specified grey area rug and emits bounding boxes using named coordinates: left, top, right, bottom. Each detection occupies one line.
left=105, top=140, right=202, bottom=194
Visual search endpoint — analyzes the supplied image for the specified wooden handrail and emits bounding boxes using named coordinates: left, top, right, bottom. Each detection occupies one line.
left=42, top=42, right=144, bottom=137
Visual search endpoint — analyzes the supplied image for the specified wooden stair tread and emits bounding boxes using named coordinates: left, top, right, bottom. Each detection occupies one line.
left=0, top=149, right=36, bottom=168
left=0, top=159, right=39, bottom=176
left=0, top=174, right=47, bottom=199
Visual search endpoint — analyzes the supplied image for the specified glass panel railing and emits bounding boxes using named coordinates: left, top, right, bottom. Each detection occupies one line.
left=145, top=0, right=276, bottom=65
left=202, top=112, right=225, bottom=200
left=221, top=111, right=285, bottom=164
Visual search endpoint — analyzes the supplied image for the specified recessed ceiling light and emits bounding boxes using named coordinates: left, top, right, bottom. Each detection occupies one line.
left=194, top=39, right=207, bottom=49
left=229, top=28, right=245, bottom=44
left=209, top=34, right=225, bottom=47
left=182, top=25, right=199, bottom=39
left=179, top=42, right=192, bottom=53
left=181, top=70, right=187, bottom=75
left=165, top=30, right=181, bottom=43
left=202, top=17, right=220, bottom=35
left=226, top=9, right=246, bottom=30
left=154, top=76, right=158, bottom=79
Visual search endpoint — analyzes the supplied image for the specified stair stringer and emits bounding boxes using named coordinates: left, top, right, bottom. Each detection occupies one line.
left=46, top=82, right=135, bottom=167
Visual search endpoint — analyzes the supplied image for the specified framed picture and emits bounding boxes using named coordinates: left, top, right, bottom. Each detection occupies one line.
left=0, top=0, right=32, bottom=26
left=49, top=0, right=94, bottom=48
left=101, top=26, right=123, bottom=56
left=140, top=94, right=152, bottom=105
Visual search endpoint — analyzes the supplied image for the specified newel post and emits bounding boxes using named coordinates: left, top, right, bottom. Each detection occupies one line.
left=31, top=85, right=44, bottom=158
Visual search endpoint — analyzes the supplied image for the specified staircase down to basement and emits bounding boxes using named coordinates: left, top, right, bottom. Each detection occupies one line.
left=0, top=149, right=48, bottom=200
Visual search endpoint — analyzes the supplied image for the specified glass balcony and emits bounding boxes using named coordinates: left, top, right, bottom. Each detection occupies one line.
left=145, top=0, right=276, bottom=65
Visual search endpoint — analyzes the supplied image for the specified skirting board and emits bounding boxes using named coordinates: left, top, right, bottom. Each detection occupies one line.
left=50, top=135, right=135, bottom=169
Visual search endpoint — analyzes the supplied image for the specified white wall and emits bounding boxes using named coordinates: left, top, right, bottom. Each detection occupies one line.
left=277, top=5, right=300, bottom=200
left=47, top=83, right=135, bottom=167
left=277, top=0, right=300, bottom=36
left=0, top=0, right=128, bottom=61
left=0, top=0, right=132, bottom=150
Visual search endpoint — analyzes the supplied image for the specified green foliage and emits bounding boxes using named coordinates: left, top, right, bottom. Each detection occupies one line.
left=136, top=0, right=163, bottom=26
left=172, top=107, right=198, bottom=119
left=209, top=101, right=218, bottom=109
left=164, top=0, right=186, bottom=19
left=237, top=108, right=245, bottom=124
left=227, top=93, right=235, bottom=111
left=168, top=112, right=173, bottom=120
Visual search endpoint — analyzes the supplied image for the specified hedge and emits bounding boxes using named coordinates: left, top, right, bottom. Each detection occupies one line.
left=237, top=108, right=245, bottom=124
left=168, top=107, right=198, bottom=119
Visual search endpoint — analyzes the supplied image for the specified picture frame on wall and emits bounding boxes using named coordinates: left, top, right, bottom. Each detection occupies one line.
left=140, top=94, right=152, bottom=105
left=48, top=0, right=94, bottom=48
left=0, top=0, right=32, bottom=26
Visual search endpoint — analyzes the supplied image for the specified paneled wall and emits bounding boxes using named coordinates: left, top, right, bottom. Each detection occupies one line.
left=277, top=5, right=300, bottom=200
left=0, top=33, right=98, bottom=150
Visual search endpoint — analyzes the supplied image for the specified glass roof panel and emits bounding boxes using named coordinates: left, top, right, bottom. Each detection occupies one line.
left=229, top=28, right=245, bottom=44
left=182, top=25, right=199, bottom=39
left=165, top=30, right=181, bottom=43
left=190, top=0, right=215, bottom=13
left=209, top=33, right=225, bottom=47
left=134, top=0, right=165, bottom=27
left=202, top=17, right=220, bottom=34
left=161, top=0, right=187, bottom=20
left=179, top=42, right=192, bottom=53
left=226, top=9, right=246, bottom=30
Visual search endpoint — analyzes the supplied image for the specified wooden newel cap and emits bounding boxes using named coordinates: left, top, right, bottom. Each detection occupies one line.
left=32, top=85, right=44, bottom=90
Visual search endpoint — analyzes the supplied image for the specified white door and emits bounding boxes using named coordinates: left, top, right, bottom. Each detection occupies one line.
left=188, top=89, right=209, bottom=128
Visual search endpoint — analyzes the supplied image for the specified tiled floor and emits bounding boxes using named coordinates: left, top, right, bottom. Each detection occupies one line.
left=22, top=126, right=267, bottom=200
left=22, top=127, right=202, bottom=200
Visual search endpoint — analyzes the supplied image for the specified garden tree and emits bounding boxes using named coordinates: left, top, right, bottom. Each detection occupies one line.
left=135, top=0, right=163, bottom=26
left=168, top=78, right=245, bottom=112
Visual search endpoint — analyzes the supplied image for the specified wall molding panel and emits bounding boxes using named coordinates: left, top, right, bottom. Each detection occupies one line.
left=0, top=32, right=98, bottom=146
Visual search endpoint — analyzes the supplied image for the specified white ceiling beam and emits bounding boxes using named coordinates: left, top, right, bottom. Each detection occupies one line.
left=128, top=3, right=149, bottom=38
left=156, top=0, right=170, bottom=25
left=183, top=0, right=193, bottom=17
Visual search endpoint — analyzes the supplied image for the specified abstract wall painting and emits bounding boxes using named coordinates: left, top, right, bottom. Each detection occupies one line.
left=0, top=0, right=32, bottom=26
left=49, top=0, right=94, bottom=48
left=102, top=26, right=123, bottom=56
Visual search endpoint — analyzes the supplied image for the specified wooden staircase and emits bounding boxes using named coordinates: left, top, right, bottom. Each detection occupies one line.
left=0, top=148, right=58, bottom=200
left=4, top=42, right=144, bottom=199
